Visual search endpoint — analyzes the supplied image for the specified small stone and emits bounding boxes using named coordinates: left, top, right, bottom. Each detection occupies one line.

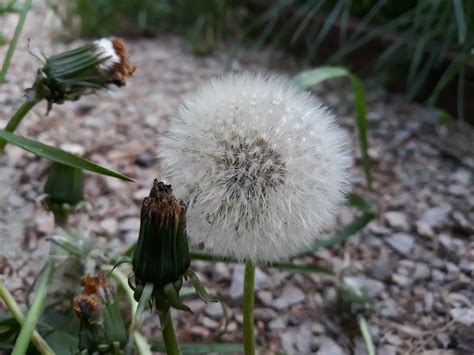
left=372, top=253, right=395, bottom=281
left=343, top=276, right=385, bottom=297
left=133, top=188, right=149, bottom=201
left=229, top=265, right=269, bottom=300
left=202, top=317, right=219, bottom=329
left=312, top=322, right=325, bottom=334
left=254, top=308, right=277, bottom=321
left=274, top=285, right=305, bottom=310
left=385, top=211, right=410, bottom=231
left=385, top=333, right=402, bottom=346
left=414, top=262, right=430, bottom=280
left=211, top=262, right=230, bottom=282
left=119, top=217, right=140, bottom=232
left=421, top=203, right=452, bottom=229
left=450, top=308, right=474, bottom=326
left=453, top=169, right=471, bottom=185
left=385, top=233, right=414, bottom=256
left=269, top=317, right=286, bottom=330
left=379, top=298, right=399, bottom=318
left=448, top=184, right=468, bottom=196
left=204, top=302, right=223, bottom=319
left=100, top=218, right=118, bottom=235
left=316, top=337, right=345, bottom=355
left=257, top=290, right=273, bottom=306
left=135, top=153, right=156, bottom=168
left=295, top=322, right=312, bottom=353
left=369, top=223, right=391, bottom=235
left=353, top=336, right=368, bottom=355
left=431, top=269, right=445, bottom=283
left=416, top=221, right=434, bottom=237
left=378, top=345, right=397, bottom=355
left=189, top=326, right=210, bottom=338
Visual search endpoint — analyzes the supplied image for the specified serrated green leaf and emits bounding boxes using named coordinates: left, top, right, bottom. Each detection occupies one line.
left=0, top=130, right=134, bottom=181
left=292, top=66, right=372, bottom=188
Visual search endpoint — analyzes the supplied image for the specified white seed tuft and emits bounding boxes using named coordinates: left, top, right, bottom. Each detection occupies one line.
left=159, top=73, right=352, bottom=262
left=93, top=38, right=120, bottom=71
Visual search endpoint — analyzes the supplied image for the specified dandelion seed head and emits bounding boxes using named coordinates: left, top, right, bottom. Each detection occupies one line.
left=159, top=73, right=352, bottom=262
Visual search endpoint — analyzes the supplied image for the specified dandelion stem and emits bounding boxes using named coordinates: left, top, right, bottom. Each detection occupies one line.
left=0, top=281, right=54, bottom=355
left=158, top=308, right=180, bottom=355
left=243, top=261, right=256, bottom=355
left=358, top=315, right=376, bottom=355
left=0, top=91, right=42, bottom=152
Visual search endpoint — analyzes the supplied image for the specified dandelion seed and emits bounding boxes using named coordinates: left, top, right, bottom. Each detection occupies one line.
left=159, top=73, right=352, bottom=262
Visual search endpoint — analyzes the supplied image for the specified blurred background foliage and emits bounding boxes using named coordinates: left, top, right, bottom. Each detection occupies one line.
left=41, top=0, right=474, bottom=121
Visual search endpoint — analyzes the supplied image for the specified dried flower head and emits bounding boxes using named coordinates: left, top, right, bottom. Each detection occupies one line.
left=31, top=37, right=136, bottom=112
left=159, top=73, right=351, bottom=262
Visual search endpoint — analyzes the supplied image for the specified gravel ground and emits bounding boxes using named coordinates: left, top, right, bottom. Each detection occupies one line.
left=1, top=5, right=473, bottom=355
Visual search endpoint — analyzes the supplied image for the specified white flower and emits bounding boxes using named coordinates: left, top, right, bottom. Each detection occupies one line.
left=93, top=38, right=120, bottom=70
left=159, top=73, right=351, bottom=262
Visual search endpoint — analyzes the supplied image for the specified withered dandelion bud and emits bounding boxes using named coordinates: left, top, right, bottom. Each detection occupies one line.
left=31, top=37, right=136, bottom=112
left=132, top=180, right=190, bottom=288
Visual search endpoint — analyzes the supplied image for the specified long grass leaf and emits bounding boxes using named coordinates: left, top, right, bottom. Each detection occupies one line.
left=0, top=0, right=32, bottom=85
left=292, top=67, right=372, bottom=188
left=452, top=0, right=467, bottom=44
left=12, top=261, right=52, bottom=355
left=0, top=130, right=134, bottom=181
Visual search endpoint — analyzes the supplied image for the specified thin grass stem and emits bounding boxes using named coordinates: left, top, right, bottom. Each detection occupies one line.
left=0, top=91, right=42, bottom=152
left=12, top=261, right=53, bottom=355
left=0, top=281, right=54, bottom=355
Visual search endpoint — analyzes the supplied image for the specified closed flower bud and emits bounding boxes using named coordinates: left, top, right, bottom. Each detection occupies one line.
left=44, top=162, right=84, bottom=206
left=43, top=161, right=84, bottom=226
left=31, top=37, right=136, bottom=112
left=132, top=180, right=190, bottom=289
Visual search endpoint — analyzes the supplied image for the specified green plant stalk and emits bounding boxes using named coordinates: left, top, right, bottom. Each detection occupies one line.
left=0, top=92, right=42, bottom=152
left=0, top=281, right=54, bottom=355
left=158, top=308, right=180, bottom=355
left=243, top=261, right=256, bottom=355
left=358, top=316, right=375, bottom=355
left=0, top=0, right=32, bottom=85
left=12, top=261, right=53, bottom=355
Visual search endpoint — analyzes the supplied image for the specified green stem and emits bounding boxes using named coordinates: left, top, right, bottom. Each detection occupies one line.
left=358, top=316, right=376, bottom=355
left=12, top=261, right=53, bottom=355
left=0, top=92, right=42, bottom=152
left=243, top=261, right=255, bottom=355
left=158, top=308, right=180, bottom=355
left=0, top=0, right=33, bottom=85
left=0, top=281, right=54, bottom=355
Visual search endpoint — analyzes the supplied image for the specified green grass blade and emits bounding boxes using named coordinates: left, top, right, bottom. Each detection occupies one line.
left=0, top=0, right=32, bottom=85
left=151, top=342, right=244, bottom=353
left=12, top=261, right=52, bottom=355
left=0, top=130, right=134, bottom=181
left=267, top=261, right=334, bottom=276
left=452, top=0, right=466, bottom=44
left=304, top=212, right=373, bottom=253
left=292, top=67, right=372, bottom=188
